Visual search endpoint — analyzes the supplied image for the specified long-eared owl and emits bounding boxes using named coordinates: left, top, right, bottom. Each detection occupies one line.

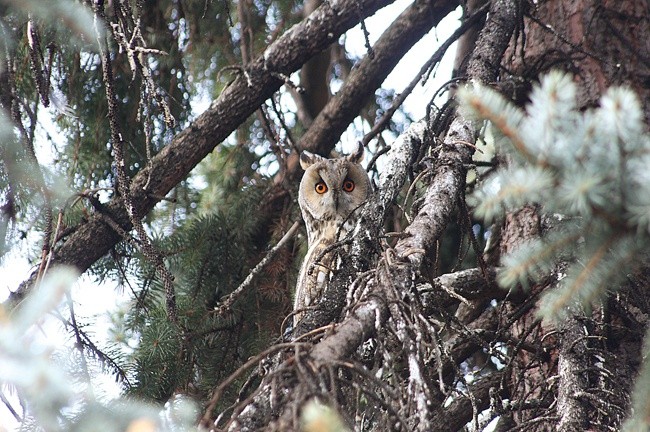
left=294, top=143, right=371, bottom=324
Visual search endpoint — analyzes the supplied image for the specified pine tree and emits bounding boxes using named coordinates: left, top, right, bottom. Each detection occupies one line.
left=2, top=0, right=650, bottom=431
left=461, top=71, right=650, bottom=321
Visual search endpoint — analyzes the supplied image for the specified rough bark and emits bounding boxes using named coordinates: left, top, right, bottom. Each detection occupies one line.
left=507, top=0, right=650, bottom=122
left=395, top=0, right=517, bottom=267
left=451, top=0, right=487, bottom=79
left=556, top=315, right=590, bottom=431
left=296, top=0, right=333, bottom=127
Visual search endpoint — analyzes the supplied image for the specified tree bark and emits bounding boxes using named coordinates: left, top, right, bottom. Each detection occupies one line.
left=296, top=0, right=332, bottom=127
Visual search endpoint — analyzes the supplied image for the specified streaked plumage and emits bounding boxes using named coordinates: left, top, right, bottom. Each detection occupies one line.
left=294, top=143, right=371, bottom=324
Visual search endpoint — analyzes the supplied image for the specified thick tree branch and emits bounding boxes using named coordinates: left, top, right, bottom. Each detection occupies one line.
left=419, top=266, right=500, bottom=309
left=11, top=0, right=398, bottom=304
left=394, top=0, right=517, bottom=265
left=221, top=3, right=519, bottom=426
left=438, top=371, right=505, bottom=432
left=298, top=0, right=457, bottom=156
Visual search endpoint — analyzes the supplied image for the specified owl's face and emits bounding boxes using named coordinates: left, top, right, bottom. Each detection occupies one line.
left=298, top=143, right=371, bottom=244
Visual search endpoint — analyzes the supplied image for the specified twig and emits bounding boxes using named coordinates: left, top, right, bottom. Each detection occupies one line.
left=200, top=342, right=310, bottom=428
left=65, top=290, right=95, bottom=394
left=355, top=0, right=374, bottom=59
left=270, top=95, right=299, bottom=152
left=365, top=144, right=390, bottom=172
left=214, top=221, right=301, bottom=316
left=51, top=308, right=131, bottom=385
left=93, top=2, right=179, bottom=324
left=361, top=3, right=489, bottom=147
left=0, top=392, right=21, bottom=422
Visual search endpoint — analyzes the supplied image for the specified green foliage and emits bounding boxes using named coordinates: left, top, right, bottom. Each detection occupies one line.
left=3, top=0, right=306, bottom=411
left=0, top=0, right=409, bottom=427
left=0, top=266, right=197, bottom=431
left=460, top=71, right=650, bottom=322
left=110, top=184, right=284, bottom=403
left=196, top=143, right=266, bottom=213
left=463, top=70, right=650, bottom=430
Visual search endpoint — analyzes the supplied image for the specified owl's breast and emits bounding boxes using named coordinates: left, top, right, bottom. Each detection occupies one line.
left=293, top=236, right=338, bottom=321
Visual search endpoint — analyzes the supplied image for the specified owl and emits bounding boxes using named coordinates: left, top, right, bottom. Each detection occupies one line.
left=294, top=142, right=371, bottom=324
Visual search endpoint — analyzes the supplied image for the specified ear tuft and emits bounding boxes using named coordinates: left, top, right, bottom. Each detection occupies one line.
left=347, top=142, right=365, bottom=164
left=300, top=151, right=319, bottom=170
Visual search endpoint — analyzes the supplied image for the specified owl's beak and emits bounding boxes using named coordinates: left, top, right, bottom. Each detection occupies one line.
left=332, top=190, right=340, bottom=211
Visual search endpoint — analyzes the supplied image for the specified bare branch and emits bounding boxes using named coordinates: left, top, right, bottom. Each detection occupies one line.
left=362, top=1, right=490, bottom=146
left=395, top=0, right=518, bottom=266
left=214, top=221, right=301, bottom=316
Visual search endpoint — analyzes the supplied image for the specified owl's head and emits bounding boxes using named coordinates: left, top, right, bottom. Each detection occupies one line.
left=298, top=143, right=371, bottom=243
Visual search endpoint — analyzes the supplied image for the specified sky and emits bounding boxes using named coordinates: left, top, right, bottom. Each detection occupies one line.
left=0, top=0, right=462, bottom=428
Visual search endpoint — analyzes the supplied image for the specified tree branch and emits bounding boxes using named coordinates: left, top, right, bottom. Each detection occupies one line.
left=263, top=0, right=459, bottom=218
left=298, top=0, right=457, bottom=156
left=395, top=0, right=518, bottom=266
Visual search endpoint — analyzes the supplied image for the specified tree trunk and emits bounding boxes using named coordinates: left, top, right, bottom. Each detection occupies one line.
left=498, top=1, right=650, bottom=429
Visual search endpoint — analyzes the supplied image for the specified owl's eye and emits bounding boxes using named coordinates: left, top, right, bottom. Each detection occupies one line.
left=315, top=181, right=328, bottom=194
left=342, top=179, right=355, bottom=192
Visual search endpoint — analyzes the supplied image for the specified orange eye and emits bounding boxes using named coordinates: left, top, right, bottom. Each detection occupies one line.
left=342, top=179, right=355, bottom=192
left=315, top=181, right=328, bottom=194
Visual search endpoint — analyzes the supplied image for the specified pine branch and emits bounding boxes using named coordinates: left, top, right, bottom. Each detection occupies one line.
left=214, top=221, right=300, bottom=316
left=462, top=69, right=650, bottom=321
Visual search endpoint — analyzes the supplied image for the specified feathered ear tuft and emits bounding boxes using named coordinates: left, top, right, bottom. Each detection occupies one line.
left=347, top=142, right=364, bottom=164
left=300, top=150, right=325, bottom=169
